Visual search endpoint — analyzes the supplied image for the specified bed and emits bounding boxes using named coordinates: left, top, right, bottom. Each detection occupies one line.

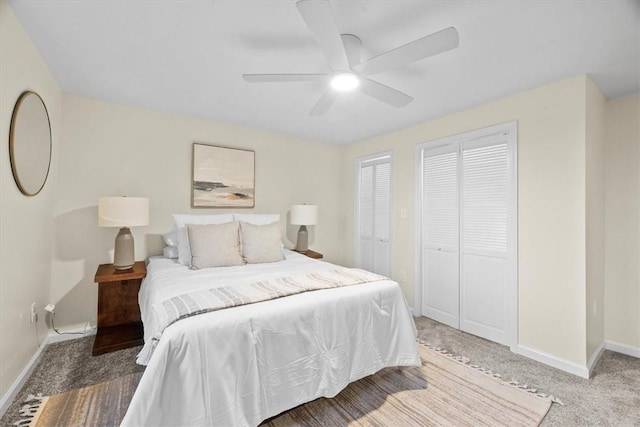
left=120, top=249, right=420, bottom=426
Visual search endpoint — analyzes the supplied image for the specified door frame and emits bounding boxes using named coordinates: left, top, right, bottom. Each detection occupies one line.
left=414, top=121, right=518, bottom=349
left=354, top=151, right=393, bottom=276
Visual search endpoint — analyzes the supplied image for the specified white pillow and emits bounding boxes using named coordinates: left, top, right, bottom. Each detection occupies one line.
left=173, top=213, right=234, bottom=265
left=239, top=222, right=284, bottom=264
left=162, top=230, right=178, bottom=247
left=187, top=222, right=244, bottom=269
left=163, top=246, right=179, bottom=259
left=233, top=213, right=280, bottom=225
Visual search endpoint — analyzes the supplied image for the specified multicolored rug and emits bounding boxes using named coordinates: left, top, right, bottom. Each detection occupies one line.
left=15, top=373, right=141, bottom=426
left=265, top=344, right=556, bottom=426
left=17, top=344, right=556, bottom=426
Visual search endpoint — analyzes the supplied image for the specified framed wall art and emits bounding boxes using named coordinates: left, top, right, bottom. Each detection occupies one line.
left=192, top=143, right=255, bottom=208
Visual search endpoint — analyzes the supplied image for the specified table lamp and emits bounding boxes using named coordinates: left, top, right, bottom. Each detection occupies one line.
left=291, top=204, right=318, bottom=253
left=98, top=196, right=149, bottom=270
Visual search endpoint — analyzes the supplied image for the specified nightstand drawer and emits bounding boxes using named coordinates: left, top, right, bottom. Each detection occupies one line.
left=96, top=278, right=142, bottom=327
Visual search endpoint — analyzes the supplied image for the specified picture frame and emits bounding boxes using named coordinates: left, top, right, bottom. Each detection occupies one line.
left=192, top=143, right=255, bottom=208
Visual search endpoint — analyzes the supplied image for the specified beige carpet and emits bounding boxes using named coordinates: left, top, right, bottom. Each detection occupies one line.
left=20, top=344, right=552, bottom=427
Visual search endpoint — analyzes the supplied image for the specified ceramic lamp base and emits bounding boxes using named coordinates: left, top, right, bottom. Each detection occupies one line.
left=295, top=225, right=309, bottom=253
left=114, top=227, right=135, bottom=270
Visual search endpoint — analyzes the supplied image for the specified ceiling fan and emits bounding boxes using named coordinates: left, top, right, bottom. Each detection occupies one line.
left=242, top=0, right=459, bottom=116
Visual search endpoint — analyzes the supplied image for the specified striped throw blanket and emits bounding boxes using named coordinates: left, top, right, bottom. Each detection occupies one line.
left=137, top=267, right=386, bottom=364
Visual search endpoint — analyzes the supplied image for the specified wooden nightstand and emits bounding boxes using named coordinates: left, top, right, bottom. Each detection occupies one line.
left=294, top=249, right=323, bottom=259
left=93, top=261, right=146, bottom=356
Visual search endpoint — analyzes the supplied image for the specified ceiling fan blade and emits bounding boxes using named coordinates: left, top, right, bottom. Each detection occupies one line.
left=360, top=78, right=413, bottom=108
left=243, top=73, right=330, bottom=83
left=309, top=90, right=336, bottom=117
left=354, top=27, right=459, bottom=76
left=342, top=34, right=362, bottom=68
left=296, top=0, right=350, bottom=72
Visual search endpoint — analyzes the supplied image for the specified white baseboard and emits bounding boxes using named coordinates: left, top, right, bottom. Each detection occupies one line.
left=47, top=323, right=96, bottom=344
left=515, top=344, right=589, bottom=379
left=0, top=326, right=95, bottom=417
left=587, top=342, right=606, bottom=376
left=606, top=340, right=640, bottom=359
left=0, top=339, right=48, bottom=417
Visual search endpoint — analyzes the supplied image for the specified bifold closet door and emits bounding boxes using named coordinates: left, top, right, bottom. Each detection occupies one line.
left=356, top=155, right=392, bottom=277
left=459, top=137, right=511, bottom=345
left=419, top=125, right=515, bottom=347
left=421, top=146, right=459, bottom=328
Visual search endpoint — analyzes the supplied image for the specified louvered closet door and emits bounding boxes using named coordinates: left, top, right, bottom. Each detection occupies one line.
left=357, top=155, right=392, bottom=277
left=358, top=164, right=375, bottom=272
left=421, top=145, right=459, bottom=328
left=460, top=135, right=511, bottom=345
left=373, top=161, right=391, bottom=276
left=418, top=123, right=516, bottom=347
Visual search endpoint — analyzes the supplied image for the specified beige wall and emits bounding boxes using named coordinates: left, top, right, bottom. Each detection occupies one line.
left=604, top=93, right=640, bottom=349
left=585, top=78, right=607, bottom=362
left=1, top=2, right=637, bottom=401
left=0, top=0, right=62, bottom=398
left=52, top=95, right=344, bottom=329
left=343, top=76, right=591, bottom=366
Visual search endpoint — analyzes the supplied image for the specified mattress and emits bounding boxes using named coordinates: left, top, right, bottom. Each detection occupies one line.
left=121, top=250, right=420, bottom=426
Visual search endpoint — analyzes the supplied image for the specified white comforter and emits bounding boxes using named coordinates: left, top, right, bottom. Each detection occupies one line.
left=121, top=251, right=420, bottom=427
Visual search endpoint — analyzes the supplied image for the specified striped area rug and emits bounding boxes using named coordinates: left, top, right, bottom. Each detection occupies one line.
left=266, top=344, right=553, bottom=426
left=17, top=373, right=141, bottom=427
left=19, top=344, right=553, bottom=426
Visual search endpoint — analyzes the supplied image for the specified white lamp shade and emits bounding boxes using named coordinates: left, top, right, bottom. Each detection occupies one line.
left=291, top=205, right=318, bottom=226
left=98, top=197, right=149, bottom=227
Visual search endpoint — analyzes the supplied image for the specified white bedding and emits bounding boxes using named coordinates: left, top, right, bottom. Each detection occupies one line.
left=121, top=250, right=420, bottom=427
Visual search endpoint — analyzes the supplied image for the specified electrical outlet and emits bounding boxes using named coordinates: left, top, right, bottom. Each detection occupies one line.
left=30, top=303, right=37, bottom=324
left=400, top=209, right=407, bottom=219
left=399, top=270, right=407, bottom=282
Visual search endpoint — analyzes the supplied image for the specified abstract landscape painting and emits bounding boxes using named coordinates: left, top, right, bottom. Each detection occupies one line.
left=192, top=143, right=255, bottom=208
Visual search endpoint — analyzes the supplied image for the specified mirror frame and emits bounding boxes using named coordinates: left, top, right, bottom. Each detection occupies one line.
left=9, top=91, right=52, bottom=196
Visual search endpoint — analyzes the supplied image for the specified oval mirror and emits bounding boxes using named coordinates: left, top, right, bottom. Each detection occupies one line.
left=9, top=91, right=52, bottom=196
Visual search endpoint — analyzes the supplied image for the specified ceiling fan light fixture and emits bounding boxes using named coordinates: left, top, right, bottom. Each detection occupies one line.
left=330, top=72, right=359, bottom=91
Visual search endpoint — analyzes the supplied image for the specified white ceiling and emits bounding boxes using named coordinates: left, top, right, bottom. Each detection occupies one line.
left=8, top=0, right=640, bottom=145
